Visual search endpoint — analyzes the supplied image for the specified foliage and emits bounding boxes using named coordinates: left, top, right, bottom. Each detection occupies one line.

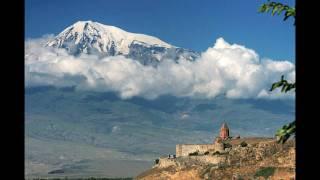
left=259, top=1, right=296, bottom=144
left=254, top=167, right=276, bottom=178
left=212, top=151, right=221, bottom=155
left=240, top=141, right=248, bottom=147
left=154, top=158, right=159, bottom=164
left=200, top=164, right=217, bottom=179
left=275, top=121, right=295, bottom=143
left=270, top=75, right=295, bottom=93
left=269, top=75, right=295, bottom=144
left=224, top=142, right=232, bottom=148
left=204, top=151, right=210, bottom=155
left=188, top=151, right=199, bottom=156
left=259, top=1, right=295, bottom=23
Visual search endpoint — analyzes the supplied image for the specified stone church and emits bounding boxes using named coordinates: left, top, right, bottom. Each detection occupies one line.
left=219, top=122, right=230, bottom=140
left=176, top=122, right=231, bottom=157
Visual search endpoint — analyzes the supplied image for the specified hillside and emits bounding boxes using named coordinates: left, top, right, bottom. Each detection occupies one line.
left=136, top=138, right=295, bottom=180
left=25, top=86, right=294, bottom=178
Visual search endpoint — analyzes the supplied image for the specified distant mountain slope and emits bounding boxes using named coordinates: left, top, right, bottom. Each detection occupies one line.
left=46, top=21, right=199, bottom=66
left=25, top=86, right=294, bottom=177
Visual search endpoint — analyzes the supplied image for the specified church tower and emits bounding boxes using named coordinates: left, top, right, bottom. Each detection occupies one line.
left=220, top=122, right=230, bottom=140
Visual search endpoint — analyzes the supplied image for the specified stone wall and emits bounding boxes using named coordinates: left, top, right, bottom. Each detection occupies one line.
left=190, top=155, right=227, bottom=165
left=176, top=144, right=215, bottom=157
left=155, top=157, right=178, bottom=168
left=155, top=155, right=227, bottom=169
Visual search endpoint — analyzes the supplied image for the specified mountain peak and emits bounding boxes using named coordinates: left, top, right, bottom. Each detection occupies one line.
left=71, top=20, right=93, bottom=29
left=46, top=21, right=199, bottom=65
left=47, top=21, right=173, bottom=54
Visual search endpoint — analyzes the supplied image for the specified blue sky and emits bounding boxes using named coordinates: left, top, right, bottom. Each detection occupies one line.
left=25, top=0, right=295, bottom=62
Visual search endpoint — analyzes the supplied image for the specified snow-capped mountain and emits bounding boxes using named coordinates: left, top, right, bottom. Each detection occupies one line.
left=46, top=21, right=199, bottom=65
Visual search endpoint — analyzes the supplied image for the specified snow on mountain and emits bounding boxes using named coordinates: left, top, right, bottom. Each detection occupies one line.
left=46, top=21, right=199, bottom=65
left=47, top=21, right=172, bottom=54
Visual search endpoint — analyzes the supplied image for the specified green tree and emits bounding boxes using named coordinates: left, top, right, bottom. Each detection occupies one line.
left=259, top=1, right=295, bottom=23
left=258, top=1, right=296, bottom=144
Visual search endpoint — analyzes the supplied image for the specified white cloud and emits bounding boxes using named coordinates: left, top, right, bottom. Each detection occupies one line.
left=25, top=37, right=295, bottom=100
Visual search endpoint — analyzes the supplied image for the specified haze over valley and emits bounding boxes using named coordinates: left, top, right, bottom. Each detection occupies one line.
left=25, top=21, right=295, bottom=178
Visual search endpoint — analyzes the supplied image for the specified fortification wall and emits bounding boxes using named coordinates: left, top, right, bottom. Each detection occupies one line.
left=155, top=157, right=178, bottom=168
left=176, top=144, right=215, bottom=157
left=190, top=155, right=228, bottom=165
left=155, top=155, right=228, bottom=169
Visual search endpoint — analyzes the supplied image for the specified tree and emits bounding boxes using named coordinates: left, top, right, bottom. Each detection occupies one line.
left=259, top=1, right=295, bottom=22
left=269, top=75, right=295, bottom=93
left=258, top=1, right=296, bottom=144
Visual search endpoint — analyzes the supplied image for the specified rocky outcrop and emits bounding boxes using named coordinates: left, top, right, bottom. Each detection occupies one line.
left=136, top=138, right=295, bottom=180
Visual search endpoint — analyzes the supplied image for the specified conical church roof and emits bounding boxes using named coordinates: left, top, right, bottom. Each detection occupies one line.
left=221, top=122, right=229, bottom=129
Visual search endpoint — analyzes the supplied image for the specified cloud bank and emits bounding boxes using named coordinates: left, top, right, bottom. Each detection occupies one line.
left=25, top=36, right=295, bottom=100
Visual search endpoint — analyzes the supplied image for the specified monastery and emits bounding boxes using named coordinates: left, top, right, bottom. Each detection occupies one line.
left=176, top=122, right=233, bottom=157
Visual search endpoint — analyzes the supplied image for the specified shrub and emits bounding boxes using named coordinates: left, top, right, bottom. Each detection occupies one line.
left=204, top=151, right=209, bottom=155
left=224, top=142, right=232, bottom=148
left=240, top=141, right=248, bottom=147
left=188, top=151, right=199, bottom=156
left=254, top=167, right=276, bottom=178
left=217, top=162, right=229, bottom=169
left=212, top=151, right=221, bottom=155
left=200, top=164, right=216, bottom=178
left=154, top=158, right=159, bottom=164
